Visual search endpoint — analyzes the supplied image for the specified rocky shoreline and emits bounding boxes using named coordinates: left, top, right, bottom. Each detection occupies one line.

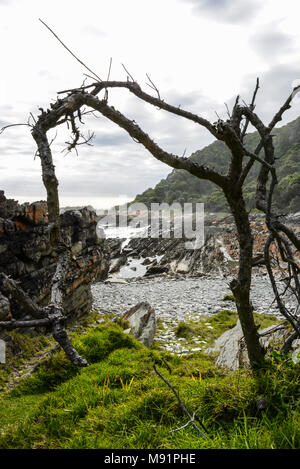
left=99, top=213, right=300, bottom=281
left=91, top=212, right=300, bottom=356
left=91, top=273, right=284, bottom=355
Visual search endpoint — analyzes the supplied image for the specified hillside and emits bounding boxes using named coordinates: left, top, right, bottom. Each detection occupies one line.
left=133, top=116, right=300, bottom=213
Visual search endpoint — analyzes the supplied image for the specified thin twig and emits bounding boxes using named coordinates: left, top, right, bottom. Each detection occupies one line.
left=146, top=73, right=161, bottom=100
left=241, top=77, right=259, bottom=140
left=39, top=18, right=102, bottom=82
left=224, top=102, right=231, bottom=119
left=0, top=123, right=32, bottom=135
left=106, top=57, right=113, bottom=82
left=121, top=63, right=135, bottom=82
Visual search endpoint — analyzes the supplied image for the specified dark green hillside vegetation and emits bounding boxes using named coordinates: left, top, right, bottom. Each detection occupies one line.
left=0, top=314, right=299, bottom=449
left=133, top=116, right=300, bottom=213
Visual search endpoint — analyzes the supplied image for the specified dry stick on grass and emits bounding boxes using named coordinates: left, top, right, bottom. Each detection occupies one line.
left=153, top=365, right=208, bottom=438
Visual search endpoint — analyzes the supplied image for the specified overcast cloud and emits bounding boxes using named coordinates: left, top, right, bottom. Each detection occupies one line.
left=180, top=0, right=260, bottom=23
left=1, top=0, right=300, bottom=209
left=249, top=23, right=296, bottom=62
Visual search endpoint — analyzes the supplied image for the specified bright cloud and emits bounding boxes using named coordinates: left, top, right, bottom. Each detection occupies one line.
left=0, top=0, right=300, bottom=208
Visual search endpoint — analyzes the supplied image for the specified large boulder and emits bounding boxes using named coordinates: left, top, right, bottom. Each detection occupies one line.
left=122, top=302, right=156, bottom=347
left=206, top=320, right=292, bottom=370
left=206, top=320, right=244, bottom=369
left=108, top=230, right=239, bottom=279
left=291, top=339, right=300, bottom=364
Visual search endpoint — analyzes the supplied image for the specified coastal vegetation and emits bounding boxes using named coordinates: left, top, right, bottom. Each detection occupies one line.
left=133, top=116, right=300, bottom=214
left=0, top=313, right=299, bottom=450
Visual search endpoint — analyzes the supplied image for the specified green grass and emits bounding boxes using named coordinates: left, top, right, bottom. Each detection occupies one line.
left=0, top=315, right=299, bottom=449
left=0, top=331, right=54, bottom=392
left=173, top=310, right=281, bottom=350
left=222, top=294, right=235, bottom=302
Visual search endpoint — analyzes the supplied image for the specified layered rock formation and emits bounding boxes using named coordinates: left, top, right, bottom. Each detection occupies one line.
left=0, top=191, right=109, bottom=322
left=103, top=214, right=300, bottom=280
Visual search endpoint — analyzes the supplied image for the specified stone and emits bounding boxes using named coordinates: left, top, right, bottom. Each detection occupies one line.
left=0, top=245, right=7, bottom=254
left=255, top=397, right=268, bottom=412
left=206, top=320, right=291, bottom=370
left=176, top=259, right=190, bottom=274
left=0, top=293, right=10, bottom=321
left=0, top=339, right=5, bottom=363
left=122, top=302, right=156, bottom=347
left=292, top=347, right=300, bottom=364
left=145, top=265, right=169, bottom=276
left=141, top=258, right=152, bottom=266
left=258, top=324, right=291, bottom=350
left=291, top=338, right=300, bottom=349
left=71, top=241, right=83, bottom=257
left=206, top=320, right=244, bottom=370
left=104, top=277, right=128, bottom=284
left=109, top=256, right=127, bottom=274
left=0, top=192, right=109, bottom=322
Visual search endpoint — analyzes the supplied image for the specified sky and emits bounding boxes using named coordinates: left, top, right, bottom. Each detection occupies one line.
left=1, top=0, right=300, bottom=209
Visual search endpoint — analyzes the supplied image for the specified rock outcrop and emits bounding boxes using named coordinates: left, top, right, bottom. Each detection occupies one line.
left=0, top=191, right=109, bottom=322
left=102, top=213, right=300, bottom=280
left=122, top=302, right=156, bottom=347
left=205, top=320, right=295, bottom=370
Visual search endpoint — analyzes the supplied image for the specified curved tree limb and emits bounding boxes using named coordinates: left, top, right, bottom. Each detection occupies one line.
left=76, top=92, right=229, bottom=189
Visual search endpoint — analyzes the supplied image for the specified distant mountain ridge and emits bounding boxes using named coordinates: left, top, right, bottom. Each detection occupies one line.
left=133, top=116, right=300, bottom=213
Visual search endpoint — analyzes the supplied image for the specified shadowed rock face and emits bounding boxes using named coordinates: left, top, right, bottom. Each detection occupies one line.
left=0, top=191, right=109, bottom=321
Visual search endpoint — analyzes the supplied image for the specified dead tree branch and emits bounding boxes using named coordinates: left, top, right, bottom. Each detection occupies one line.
left=0, top=258, right=88, bottom=367
left=153, top=365, right=208, bottom=438
left=240, top=77, right=260, bottom=141
left=39, top=19, right=102, bottom=83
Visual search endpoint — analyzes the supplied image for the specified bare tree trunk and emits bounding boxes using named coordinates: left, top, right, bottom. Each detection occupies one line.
left=227, top=192, right=265, bottom=368
left=31, top=125, right=60, bottom=247
left=0, top=119, right=88, bottom=366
